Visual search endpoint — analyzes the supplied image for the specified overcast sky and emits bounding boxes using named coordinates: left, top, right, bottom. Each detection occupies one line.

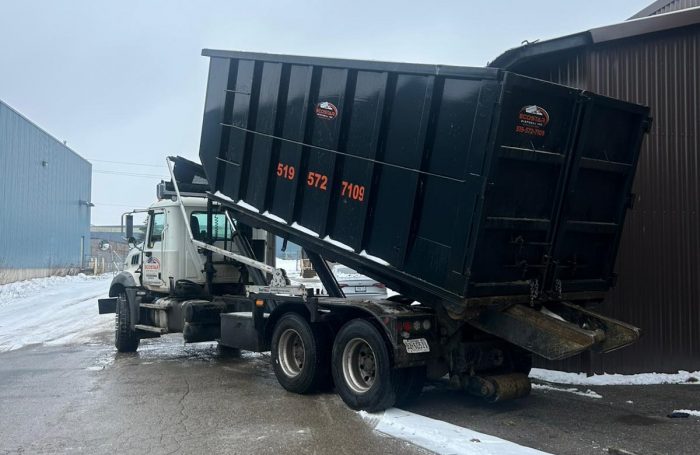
left=0, top=0, right=650, bottom=225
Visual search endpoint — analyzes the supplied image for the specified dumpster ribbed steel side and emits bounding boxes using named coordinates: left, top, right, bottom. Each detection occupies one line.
left=199, top=49, right=649, bottom=315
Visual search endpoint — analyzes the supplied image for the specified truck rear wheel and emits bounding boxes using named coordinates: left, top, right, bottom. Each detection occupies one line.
left=271, top=313, right=329, bottom=394
left=332, top=319, right=401, bottom=412
left=115, top=292, right=139, bottom=352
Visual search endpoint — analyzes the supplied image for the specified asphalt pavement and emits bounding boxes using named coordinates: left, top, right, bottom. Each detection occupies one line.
left=0, top=331, right=698, bottom=455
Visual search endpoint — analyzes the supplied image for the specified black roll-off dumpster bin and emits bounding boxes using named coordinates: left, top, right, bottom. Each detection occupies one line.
left=199, top=49, right=650, bottom=315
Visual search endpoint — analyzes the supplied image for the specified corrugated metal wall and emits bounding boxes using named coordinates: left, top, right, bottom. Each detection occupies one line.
left=0, top=100, right=92, bottom=283
left=513, top=25, right=700, bottom=373
left=644, top=0, right=700, bottom=16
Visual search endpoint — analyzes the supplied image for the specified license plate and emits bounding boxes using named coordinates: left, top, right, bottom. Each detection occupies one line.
left=403, top=338, right=430, bottom=354
left=354, top=286, right=366, bottom=293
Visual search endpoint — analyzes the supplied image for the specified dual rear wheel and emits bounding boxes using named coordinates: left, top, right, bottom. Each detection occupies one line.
left=271, top=313, right=331, bottom=394
left=271, top=315, right=425, bottom=412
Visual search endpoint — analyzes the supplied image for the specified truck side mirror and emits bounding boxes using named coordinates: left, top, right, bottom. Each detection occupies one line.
left=125, top=214, right=134, bottom=239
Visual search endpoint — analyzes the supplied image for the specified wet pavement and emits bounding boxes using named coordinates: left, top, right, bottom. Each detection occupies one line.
left=0, top=333, right=428, bottom=455
left=0, top=331, right=698, bottom=455
left=407, top=378, right=700, bottom=455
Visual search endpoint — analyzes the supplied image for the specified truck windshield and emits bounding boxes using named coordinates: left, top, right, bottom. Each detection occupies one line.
left=190, top=212, right=231, bottom=241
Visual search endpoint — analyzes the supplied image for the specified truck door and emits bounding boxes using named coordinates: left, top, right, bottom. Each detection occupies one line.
left=142, top=210, right=167, bottom=290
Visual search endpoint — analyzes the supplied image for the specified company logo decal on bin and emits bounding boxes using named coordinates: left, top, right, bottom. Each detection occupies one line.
left=315, top=101, right=338, bottom=120
left=516, top=105, right=550, bottom=137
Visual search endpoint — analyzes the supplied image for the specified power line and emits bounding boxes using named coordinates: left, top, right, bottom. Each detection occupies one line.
left=93, top=169, right=168, bottom=179
left=92, top=202, right=143, bottom=207
left=87, top=158, right=167, bottom=168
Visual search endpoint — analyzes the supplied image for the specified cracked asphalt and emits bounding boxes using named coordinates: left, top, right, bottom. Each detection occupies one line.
left=0, top=333, right=428, bottom=455
left=0, top=330, right=699, bottom=455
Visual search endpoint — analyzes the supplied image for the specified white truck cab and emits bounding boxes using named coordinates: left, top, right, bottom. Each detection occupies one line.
left=121, top=197, right=256, bottom=295
left=139, top=197, right=242, bottom=293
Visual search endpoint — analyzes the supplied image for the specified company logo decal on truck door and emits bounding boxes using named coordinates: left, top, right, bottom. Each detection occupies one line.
left=144, top=256, right=160, bottom=270
left=315, top=101, right=338, bottom=120
left=516, top=105, right=550, bottom=137
left=143, top=256, right=161, bottom=284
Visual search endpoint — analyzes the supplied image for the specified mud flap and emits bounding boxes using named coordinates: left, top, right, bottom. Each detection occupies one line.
left=98, top=298, right=117, bottom=314
left=469, top=303, right=640, bottom=361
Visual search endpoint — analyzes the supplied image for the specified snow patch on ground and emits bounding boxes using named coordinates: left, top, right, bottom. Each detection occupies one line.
left=274, top=258, right=326, bottom=295
left=0, top=274, right=113, bottom=352
left=360, top=408, right=551, bottom=455
left=0, top=274, right=107, bottom=307
left=673, top=409, right=700, bottom=417
left=530, top=368, right=700, bottom=385
left=531, top=383, right=602, bottom=399
left=275, top=258, right=302, bottom=280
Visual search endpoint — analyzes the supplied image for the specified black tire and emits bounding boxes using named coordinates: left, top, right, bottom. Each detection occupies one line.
left=332, top=319, right=401, bottom=412
left=271, top=313, right=330, bottom=394
left=395, top=366, right=426, bottom=407
left=115, top=292, right=139, bottom=352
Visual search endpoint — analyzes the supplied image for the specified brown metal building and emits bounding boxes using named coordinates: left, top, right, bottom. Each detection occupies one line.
left=630, top=0, right=700, bottom=17
left=490, top=4, right=700, bottom=373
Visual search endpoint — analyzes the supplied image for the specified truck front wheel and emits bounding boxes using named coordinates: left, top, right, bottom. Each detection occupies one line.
left=332, top=319, right=402, bottom=412
left=271, top=313, right=329, bottom=394
left=115, top=292, right=140, bottom=352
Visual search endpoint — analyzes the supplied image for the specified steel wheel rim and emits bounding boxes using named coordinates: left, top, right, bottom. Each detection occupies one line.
left=342, top=338, right=377, bottom=394
left=278, top=328, right=305, bottom=378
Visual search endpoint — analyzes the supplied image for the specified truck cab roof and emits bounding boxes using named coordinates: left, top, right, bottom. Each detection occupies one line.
left=149, top=196, right=209, bottom=210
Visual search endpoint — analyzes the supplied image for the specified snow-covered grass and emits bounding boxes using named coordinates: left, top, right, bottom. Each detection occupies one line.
left=0, top=273, right=113, bottom=352
left=360, top=408, right=550, bottom=455
left=530, top=368, right=700, bottom=386
left=0, top=273, right=107, bottom=307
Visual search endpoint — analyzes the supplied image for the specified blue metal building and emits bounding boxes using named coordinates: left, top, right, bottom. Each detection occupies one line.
left=0, top=100, right=92, bottom=284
